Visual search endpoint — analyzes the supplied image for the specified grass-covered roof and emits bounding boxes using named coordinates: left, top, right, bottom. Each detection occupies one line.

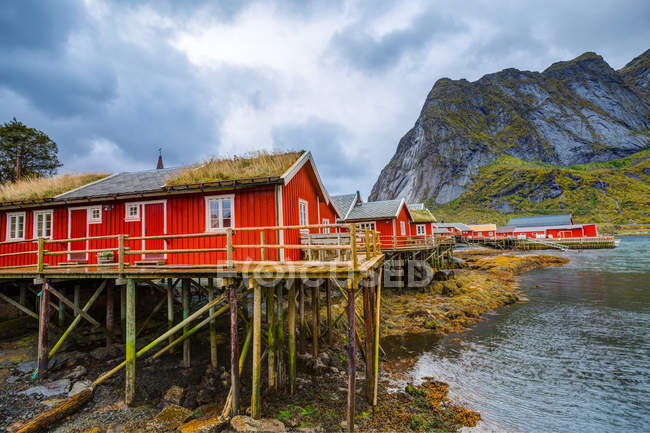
left=0, top=173, right=110, bottom=203
left=411, top=208, right=437, bottom=223
left=166, top=150, right=304, bottom=186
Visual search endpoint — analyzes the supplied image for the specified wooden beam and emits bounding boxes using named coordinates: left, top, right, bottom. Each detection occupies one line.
left=267, top=284, right=276, bottom=391
left=311, top=284, right=318, bottom=358
left=288, top=279, right=296, bottom=395
left=208, top=278, right=218, bottom=368
left=37, top=280, right=50, bottom=378
left=182, top=279, right=191, bottom=368
left=57, top=287, right=65, bottom=327
left=106, top=280, right=114, bottom=347
left=251, top=279, right=262, bottom=419
left=125, top=278, right=136, bottom=405
left=372, top=268, right=382, bottom=406
left=299, top=280, right=305, bottom=351
left=229, top=279, right=240, bottom=416
left=276, top=281, right=285, bottom=390
left=362, top=277, right=373, bottom=403
left=166, top=278, right=174, bottom=353
left=326, top=279, right=332, bottom=346
left=120, top=284, right=126, bottom=341
left=346, top=277, right=357, bottom=432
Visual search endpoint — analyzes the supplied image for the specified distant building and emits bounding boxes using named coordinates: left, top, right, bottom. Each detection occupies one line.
left=501, top=214, right=598, bottom=239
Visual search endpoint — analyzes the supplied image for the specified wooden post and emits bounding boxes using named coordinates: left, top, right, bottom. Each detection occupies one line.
left=120, top=284, right=126, bottom=341
left=365, top=227, right=370, bottom=258
left=208, top=278, right=218, bottom=368
left=106, top=280, right=114, bottom=347
left=19, top=285, right=26, bottom=307
left=125, top=278, right=136, bottom=405
left=288, top=280, right=296, bottom=395
left=372, top=269, right=382, bottom=406
left=362, top=278, right=373, bottom=403
left=167, top=278, right=174, bottom=353
left=226, top=228, right=233, bottom=268
left=118, top=234, right=125, bottom=273
left=229, top=279, right=240, bottom=416
left=251, top=279, right=262, bottom=419
left=311, top=284, right=318, bottom=358
left=346, top=278, right=357, bottom=432
left=276, top=282, right=285, bottom=390
left=182, top=279, right=191, bottom=368
left=267, top=284, right=276, bottom=391
left=57, top=287, right=65, bottom=327
left=350, top=224, right=358, bottom=271
left=299, top=280, right=305, bottom=351
left=260, top=231, right=266, bottom=261
left=37, top=280, right=50, bottom=378
left=326, top=279, right=332, bottom=346
left=37, top=237, right=44, bottom=272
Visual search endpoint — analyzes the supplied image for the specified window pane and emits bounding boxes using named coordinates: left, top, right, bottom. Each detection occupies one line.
left=209, top=200, right=220, bottom=229
left=45, top=214, right=52, bottom=236
left=10, top=217, right=16, bottom=238
left=18, top=216, right=24, bottom=237
left=222, top=199, right=232, bottom=227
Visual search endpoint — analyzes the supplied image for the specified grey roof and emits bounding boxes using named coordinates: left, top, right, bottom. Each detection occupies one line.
left=513, top=224, right=584, bottom=232
left=56, top=167, right=181, bottom=199
left=436, top=222, right=472, bottom=231
left=331, top=194, right=357, bottom=219
left=508, top=214, right=573, bottom=227
left=345, top=199, right=404, bottom=221
left=496, top=226, right=516, bottom=233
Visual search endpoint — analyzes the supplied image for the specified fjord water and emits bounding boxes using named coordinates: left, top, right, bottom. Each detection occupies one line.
left=390, top=236, right=650, bottom=432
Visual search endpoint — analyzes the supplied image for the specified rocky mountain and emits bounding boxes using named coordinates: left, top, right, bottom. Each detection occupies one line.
left=370, top=50, right=650, bottom=206
left=432, top=149, right=650, bottom=225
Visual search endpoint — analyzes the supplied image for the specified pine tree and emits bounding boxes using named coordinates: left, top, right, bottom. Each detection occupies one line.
left=0, top=118, right=62, bottom=183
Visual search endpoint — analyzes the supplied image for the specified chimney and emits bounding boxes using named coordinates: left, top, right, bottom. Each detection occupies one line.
left=156, top=148, right=164, bottom=169
left=355, top=190, right=362, bottom=206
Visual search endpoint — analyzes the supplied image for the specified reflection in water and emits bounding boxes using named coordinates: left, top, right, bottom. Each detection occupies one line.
left=387, top=237, right=650, bottom=433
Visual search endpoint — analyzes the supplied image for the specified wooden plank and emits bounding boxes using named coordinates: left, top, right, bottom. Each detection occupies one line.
left=288, top=280, right=296, bottom=395
left=209, top=278, right=218, bottom=368
left=106, top=280, right=114, bottom=347
left=326, top=279, right=332, bottom=346
left=251, top=279, right=262, bottom=419
left=311, top=284, right=318, bottom=358
left=267, top=284, right=276, bottom=391
left=182, top=279, right=191, bottom=368
left=299, top=281, right=305, bottom=351
left=167, top=278, right=174, bottom=353
left=346, top=278, right=357, bottom=432
left=362, top=277, right=373, bottom=403
left=38, top=280, right=50, bottom=378
left=372, top=268, right=382, bottom=406
left=229, top=279, right=240, bottom=416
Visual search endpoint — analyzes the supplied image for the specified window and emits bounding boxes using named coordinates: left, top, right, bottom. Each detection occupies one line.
left=6, top=212, right=25, bottom=241
left=88, top=206, right=102, bottom=224
left=400, top=221, right=406, bottom=236
left=322, top=218, right=330, bottom=234
left=298, top=199, right=309, bottom=226
left=356, top=221, right=376, bottom=232
left=34, top=210, right=53, bottom=239
left=205, top=195, right=234, bottom=232
left=125, top=203, right=140, bottom=221
left=416, top=224, right=426, bottom=236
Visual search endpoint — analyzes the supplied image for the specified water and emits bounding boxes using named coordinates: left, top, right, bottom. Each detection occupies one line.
left=386, top=237, right=650, bottom=433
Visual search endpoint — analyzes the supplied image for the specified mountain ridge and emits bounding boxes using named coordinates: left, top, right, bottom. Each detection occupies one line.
left=369, top=49, right=650, bottom=207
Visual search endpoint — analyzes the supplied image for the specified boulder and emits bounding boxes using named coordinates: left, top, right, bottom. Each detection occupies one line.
left=65, top=365, right=87, bottom=379
left=146, top=404, right=193, bottom=430
left=18, top=378, right=70, bottom=398
left=90, top=345, right=122, bottom=361
left=163, top=385, right=185, bottom=405
left=69, top=380, right=93, bottom=397
left=179, top=415, right=228, bottom=433
left=230, top=415, right=286, bottom=433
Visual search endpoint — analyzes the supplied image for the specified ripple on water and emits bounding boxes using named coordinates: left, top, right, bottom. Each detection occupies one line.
left=397, top=237, right=650, bottom=433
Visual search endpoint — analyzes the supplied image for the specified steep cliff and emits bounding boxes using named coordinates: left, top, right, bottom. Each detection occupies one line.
left=370, top=50, right=650, bottom=205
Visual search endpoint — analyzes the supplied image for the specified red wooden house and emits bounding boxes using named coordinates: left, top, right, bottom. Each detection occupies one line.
left=407, top=205, right=437, bottom=237
left=507, top=214, right=599, bottom=239
left=0, top=151, right=338, bottom=267
left=331, top=192, right=413, bottom=248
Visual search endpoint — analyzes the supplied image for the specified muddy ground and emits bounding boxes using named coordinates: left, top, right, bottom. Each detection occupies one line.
left=0, top=251, right=568, bottom=432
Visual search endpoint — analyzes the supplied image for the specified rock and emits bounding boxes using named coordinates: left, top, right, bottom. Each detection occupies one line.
left=329, top=366, right=339, bottom=375
left=66, top=365, right=87, bottom=379
left=179, top=415, right=228, bottom=433
left=15, top=360, right=36, bottom=374
left=69, top=380, right=93, bottom=397
left=18, top=378, right=70, bottom=397
left=41, top=398, right=65, bottom=408
left=230, top=415, right=286, bottom=433
left=163, top=385, right=185, bottom=405
left=196, top=388, right=215, bottom=405
left=90, top=345, right=122, bottom=361
left=312, top=359, right=327, bottom=375
left=183, top=388, right=199, bottom=410
left=318, top=351, right=330, bottom=364
left=147, top=404, right=194, bottom=430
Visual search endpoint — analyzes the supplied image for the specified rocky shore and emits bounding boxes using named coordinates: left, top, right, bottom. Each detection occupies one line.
left=0, top=251, right=568, bottom=433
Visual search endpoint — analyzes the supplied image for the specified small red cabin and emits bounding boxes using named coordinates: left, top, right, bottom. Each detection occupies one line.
left=505, top=214, right=599, bottom=239
left=0, top=151, right=339, bottom=267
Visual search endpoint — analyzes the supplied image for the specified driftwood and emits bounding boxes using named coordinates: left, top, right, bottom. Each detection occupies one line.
left=13, top=389, right=93, bottom=433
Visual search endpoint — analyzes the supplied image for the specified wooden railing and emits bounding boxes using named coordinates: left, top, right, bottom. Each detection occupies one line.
left=0, top=223, right=384, bottom=273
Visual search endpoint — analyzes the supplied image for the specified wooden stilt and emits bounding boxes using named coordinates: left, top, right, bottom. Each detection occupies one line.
left=19, top=284, right=26, bottom=307
left=326, top=279, right=332, bottom=347
left=125, top=278, right=136, bottom=405
left=346, top=278, right=357, bottom=432
left=57, top=287, right=65, bottom=327
left=37, top=280, right=50, bottom=378
left=229, top=279, right=240, bottom=416
left=251, top=279, right=262, bottom=419
left=311, top=284, right=318, bottom=358
left=120, top=284, right=126, bottom=341
left=362, top=277, right=373, bottom=403
left=106, top=280, right=114, bottom=347
left=276, top=282, right=286, bottom=390
left=288, top=280, right=296, bottom=395
left=74, top=285, right=80, bottom=310
left=208, top=278, right=218, bottom=368
left=372, top=269, right=382, bottom=406
left=267, top=284, right=276, bottom=391
left=182, top=279, right=191, bottom=368
left=299, top=281, right=305, bottom=351
left=167, top=278, right=174, bottom=353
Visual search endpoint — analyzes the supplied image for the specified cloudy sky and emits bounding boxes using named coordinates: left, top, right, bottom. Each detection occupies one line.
left=1, top=0, right=648, bottom=197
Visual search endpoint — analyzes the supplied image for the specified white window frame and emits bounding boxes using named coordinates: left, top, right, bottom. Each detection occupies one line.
left=322, top=218, right=330, bottom=234
left=125, top=203, right=141, bottom=222
left=298, top=198, right=309, bottom=233
left=33, top=210, right=54, bottom=239
left=400, top=221, right=406, bottom=236
left=416, top=224, right=426, bottom=236
left=356, top=221, right=376, bottom=232
left=88, top=206, right=102, bottom=224
left=205, top=194, right=235, bottom=233
left=6, top=212, right=26, bottom=241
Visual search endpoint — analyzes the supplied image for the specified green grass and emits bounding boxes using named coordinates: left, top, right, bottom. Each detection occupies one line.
left=430, top=149, right=650, bottom=225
